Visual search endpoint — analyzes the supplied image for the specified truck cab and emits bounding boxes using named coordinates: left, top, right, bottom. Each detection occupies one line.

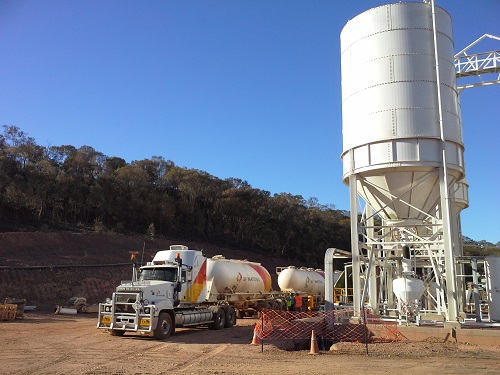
left=97, top=245, right=235, bottom=339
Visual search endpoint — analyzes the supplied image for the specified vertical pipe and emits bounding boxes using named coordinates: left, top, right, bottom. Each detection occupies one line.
left=345, top=265, right=349, bottom=304
left=430, top=0, right=458, bottom=322
left=471, top=258, right=482, bottom=322
left=324, top=248, right=336, bottom=312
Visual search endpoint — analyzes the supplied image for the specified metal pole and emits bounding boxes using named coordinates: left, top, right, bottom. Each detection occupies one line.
left=324, top=248, right=337, bottom=312
left=431, top=0, right=459, bottom=322
left=261, top=312, right=264, bottom=352
left=471, top=258, right=482, bottom=322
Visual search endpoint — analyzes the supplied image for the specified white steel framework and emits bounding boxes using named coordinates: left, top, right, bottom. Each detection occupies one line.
left=455, top=34, right=500, bottom=90
left=349, top=171, right=465, bottom=323
left=345, top=3, right=499, bottom=326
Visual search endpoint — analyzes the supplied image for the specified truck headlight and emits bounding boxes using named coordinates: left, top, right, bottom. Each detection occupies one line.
left=144, top=307, right=150, bottom=314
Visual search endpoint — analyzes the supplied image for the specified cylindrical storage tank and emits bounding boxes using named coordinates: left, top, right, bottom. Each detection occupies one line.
left=206, top=256, right=272, bottom=295
left=340, top=2, right=464, bottom=221
left=277, top=267, right=327, bottom=296
left=485, top=256, right=500, bottom=321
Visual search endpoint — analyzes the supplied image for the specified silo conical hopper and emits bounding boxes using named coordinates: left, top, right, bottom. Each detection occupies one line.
left=340, top=2, right=464, bottom=222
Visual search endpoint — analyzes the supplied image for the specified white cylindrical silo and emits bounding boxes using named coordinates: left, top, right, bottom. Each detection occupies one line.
left=340, top=2, right=464, bottom=221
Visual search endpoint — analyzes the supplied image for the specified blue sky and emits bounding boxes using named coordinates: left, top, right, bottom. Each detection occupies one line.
left=1, top=0, right=499, bottom=243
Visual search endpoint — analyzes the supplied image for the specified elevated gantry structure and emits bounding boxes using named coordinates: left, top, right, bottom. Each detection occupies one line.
left=455, top=34, right=500, bottom=90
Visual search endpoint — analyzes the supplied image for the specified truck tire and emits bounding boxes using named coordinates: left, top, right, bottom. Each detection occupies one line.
left=154, top=312, right=173, bottom=339
left=271, top=299, right=280, bottom=310
left=276, top=299, right=286, bottom=311
left=209, top=306, right=225, bottom=330
left=109, top=329, right=125, bottom=336
left=224, top=306, right=236, bottom=328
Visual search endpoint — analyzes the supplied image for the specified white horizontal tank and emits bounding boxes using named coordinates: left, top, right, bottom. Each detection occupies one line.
left=206, top=256, right=272, bottom=295
left=340, top=2, right=464, bottom=221
left=277, top=267, right=331, bottom=296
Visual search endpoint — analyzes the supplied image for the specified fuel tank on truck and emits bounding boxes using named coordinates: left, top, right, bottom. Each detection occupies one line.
left=277, top=266, right=329, bottom=296
left=206, top=255, right=272, bottom=296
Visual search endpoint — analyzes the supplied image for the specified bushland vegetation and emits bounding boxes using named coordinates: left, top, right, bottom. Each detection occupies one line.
left=0, top=125, right=351, bottom=265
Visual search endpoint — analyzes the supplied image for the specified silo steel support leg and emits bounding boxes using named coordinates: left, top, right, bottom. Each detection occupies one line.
left=349, top=174, right=362, bottom=317
left=366, top=207, right=378, bottom=313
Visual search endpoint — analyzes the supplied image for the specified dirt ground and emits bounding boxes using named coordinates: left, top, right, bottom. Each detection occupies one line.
left=2, top=232, right=500, bottom=374
left=2, top=312, right=500, bottom=375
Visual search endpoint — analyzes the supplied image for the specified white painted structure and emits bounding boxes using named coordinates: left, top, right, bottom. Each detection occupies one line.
left=485, top=257, right=500, bottom=321
left=340, top=1, right=466, bottom=322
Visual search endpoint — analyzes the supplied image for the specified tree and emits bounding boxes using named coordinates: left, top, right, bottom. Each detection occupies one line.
left=0, top=125, right=358, bottom=261
left=215, top=186, right=270, bottom=247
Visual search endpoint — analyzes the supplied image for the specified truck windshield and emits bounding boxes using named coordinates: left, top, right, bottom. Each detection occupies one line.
left=139, top=268, right=177, bottom=282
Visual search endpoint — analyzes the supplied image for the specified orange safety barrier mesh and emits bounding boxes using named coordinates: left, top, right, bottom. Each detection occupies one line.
left=255, top=309, right=402, bottom=344
left=364, top=311, right=406, bottom=342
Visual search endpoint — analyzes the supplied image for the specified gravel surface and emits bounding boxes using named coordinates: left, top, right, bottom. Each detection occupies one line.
left=1, top=312, right=500, bottom=375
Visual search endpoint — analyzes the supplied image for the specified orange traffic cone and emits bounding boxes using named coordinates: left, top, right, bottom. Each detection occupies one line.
left=251, top=324, right=261, bottom=345
left=309, top=329, right=319, bottom=355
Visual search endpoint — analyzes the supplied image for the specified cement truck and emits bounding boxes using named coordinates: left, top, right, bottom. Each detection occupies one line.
left=97, top=245, right=287, bottom=339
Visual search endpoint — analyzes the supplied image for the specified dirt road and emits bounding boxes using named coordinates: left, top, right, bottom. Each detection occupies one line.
left=1, top=312, right=499, bottom=375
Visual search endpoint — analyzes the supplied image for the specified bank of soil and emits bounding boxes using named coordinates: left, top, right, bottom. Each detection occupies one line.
left=1, top=312, right=500, bottom=375
left=0, top=231, right=290, bottom=310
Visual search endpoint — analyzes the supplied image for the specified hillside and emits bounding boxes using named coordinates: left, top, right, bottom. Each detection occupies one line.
left=0, top=231, right=301, bottom=311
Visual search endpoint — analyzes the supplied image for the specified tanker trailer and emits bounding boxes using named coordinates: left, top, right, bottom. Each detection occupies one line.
left=97, top=245, right=285, bottom=339
left=205, top=255, right=284, bottom=317
left=277, top=266, right=324, bottom=310
left=277, top=266, right=326, bottom=296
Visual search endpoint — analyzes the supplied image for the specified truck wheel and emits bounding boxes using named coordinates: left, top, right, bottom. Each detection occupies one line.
left=224, top=306, right=236, bottom=328
left=276, top=299, right=286, bottom=311
left=209, top=307, right=225, bottom=330
left=271, top=300, right=279, bottom=310
left=154, top=312, right=173, bottom=340
left=110, top=329, right=125, bottom=336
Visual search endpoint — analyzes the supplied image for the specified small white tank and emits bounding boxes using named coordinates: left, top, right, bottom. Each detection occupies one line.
left=277, top=267, right=327, bottom=296
left=206, top=256, right=272, bottom=295
left=393, top=277, right=425, bottom=304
